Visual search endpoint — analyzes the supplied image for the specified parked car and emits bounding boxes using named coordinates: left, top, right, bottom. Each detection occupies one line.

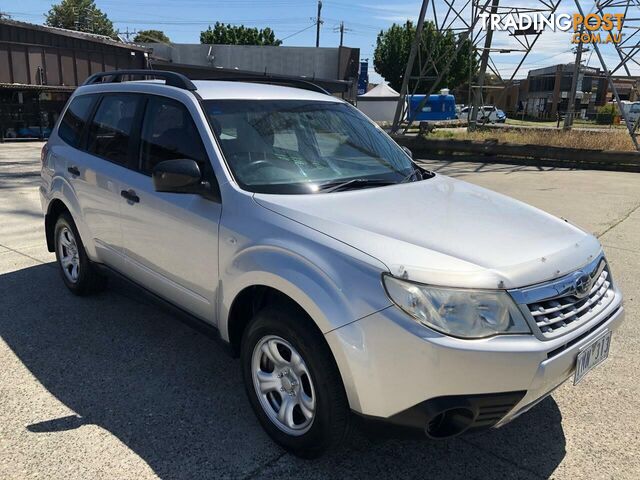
left=459, top=105, right=506, bottom=123
left=17, top=126, right=52, bottom=139
left=40, top=70, right=624, bottom=458
left=628, top=102, right=640, bottom=124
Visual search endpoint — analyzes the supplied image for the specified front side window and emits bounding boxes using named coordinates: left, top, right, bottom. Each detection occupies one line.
left=58, top=94, right=97, bottom=148
left=87, top=94, right=141, bottom=166
left=140, top=97, right=207, bottom=174
left=204, top=100, right=421, bottom=194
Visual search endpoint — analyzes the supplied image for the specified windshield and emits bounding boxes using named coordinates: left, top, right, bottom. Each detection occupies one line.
left=203, top=100, right=421, bottom=194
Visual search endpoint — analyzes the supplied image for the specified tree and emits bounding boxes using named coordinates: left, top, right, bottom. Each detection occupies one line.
left=373, top=21, right=477, bottom=93
left=45, top=0, right=116, bottom=38
left=200, top=22, right=282, bottom=46
left=134, top=29, right=171, bottom=43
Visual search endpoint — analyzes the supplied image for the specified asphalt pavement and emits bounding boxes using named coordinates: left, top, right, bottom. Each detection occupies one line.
left=1, top=143, right=639, bottom=479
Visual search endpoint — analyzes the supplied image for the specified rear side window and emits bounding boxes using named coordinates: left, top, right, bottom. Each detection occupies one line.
left=87, top=94, right=141, bottom=166
left=58, top=95, right=96, bottom=148
left=139, top=96, right=208, bottom=174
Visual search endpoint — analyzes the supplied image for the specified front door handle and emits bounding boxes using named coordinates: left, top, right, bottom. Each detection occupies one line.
left=120, top=189, right=140, bottom=203
left=67, top=166, right=80, bottom=176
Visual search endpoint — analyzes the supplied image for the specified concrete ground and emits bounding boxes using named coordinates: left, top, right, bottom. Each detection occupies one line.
left=1, top=142, right=639, bottom=480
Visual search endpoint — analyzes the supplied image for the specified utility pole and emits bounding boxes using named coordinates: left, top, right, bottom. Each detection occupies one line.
left=469, top=0, right=500, bottom=131
left=333, top=21, right=351, bottom=47
left=564, top=24, right=585, bottom=130
left=315, top=0, right=323, bottom=47
left=117, top=26, right=139, bottom=42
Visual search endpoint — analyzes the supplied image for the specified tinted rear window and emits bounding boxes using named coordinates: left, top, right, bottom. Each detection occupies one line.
left=58, top=95, right=96, bottom=148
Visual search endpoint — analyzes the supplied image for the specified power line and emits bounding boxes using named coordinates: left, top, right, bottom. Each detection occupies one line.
left=280, top=23, right=316, bottom=41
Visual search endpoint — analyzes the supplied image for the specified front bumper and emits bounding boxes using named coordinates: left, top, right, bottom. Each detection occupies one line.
left=325, top=288, right=624, bottom=433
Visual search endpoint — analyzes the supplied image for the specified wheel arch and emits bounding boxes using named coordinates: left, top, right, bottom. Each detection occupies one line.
left=226, top=284, right=325, bottom=356
left=225, top=282, right=360, bottom=413
left=45, top=198, right=72, bottom=252
left=45, top=176, right=96, bottom=258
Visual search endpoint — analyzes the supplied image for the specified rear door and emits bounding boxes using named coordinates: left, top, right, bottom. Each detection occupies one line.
left=52, top=92, right=142, bottom=270
left=118, top=94, right=221, bottom=322
left=77, top=93, right=144, bottom=269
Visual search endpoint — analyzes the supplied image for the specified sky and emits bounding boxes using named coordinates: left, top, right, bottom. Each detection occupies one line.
left=3, top=0, right=638, bottom=85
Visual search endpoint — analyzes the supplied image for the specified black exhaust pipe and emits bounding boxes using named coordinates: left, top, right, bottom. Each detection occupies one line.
left=425, top=407, right=475, bottom=439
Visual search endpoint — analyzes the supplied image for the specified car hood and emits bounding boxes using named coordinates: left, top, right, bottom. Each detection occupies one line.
left=253, top=175, right=602, bottom=289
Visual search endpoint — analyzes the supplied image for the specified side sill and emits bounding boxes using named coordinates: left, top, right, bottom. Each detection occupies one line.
left=93, top=263, right=236, bottom=357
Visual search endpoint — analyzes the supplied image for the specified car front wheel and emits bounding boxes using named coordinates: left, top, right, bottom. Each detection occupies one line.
left=241, top=304, right=350, bottom=458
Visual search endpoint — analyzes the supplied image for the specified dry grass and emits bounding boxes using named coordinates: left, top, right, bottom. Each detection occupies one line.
left=431, top=128, right=636, bottom=152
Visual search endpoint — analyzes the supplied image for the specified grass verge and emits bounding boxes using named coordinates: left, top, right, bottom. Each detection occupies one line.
left=430, top=128, right=636, bottom=151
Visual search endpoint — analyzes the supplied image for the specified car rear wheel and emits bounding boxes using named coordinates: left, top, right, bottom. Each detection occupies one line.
left=241, top=304, right=350, bottom=458
left=54, top=213, right=107, bottom=295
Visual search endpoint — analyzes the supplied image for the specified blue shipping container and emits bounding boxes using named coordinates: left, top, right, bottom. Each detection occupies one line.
left=408, top=94, right=456, bottom=121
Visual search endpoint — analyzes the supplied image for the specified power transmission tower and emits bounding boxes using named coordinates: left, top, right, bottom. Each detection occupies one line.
left=468, top=0, right=500, bottom=131
left=390, top=0, right=640, bottom=152
left=580, top=0, right=640, bottom=150
left=564, top=25, right=587, bottom=130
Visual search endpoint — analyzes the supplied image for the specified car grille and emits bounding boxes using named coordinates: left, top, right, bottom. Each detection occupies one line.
left=526, top=259, right=614, bottom=338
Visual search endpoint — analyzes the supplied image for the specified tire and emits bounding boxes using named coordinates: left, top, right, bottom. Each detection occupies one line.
left=241, top=304, right=351, bottom=458
left=54, top=212, right=107, bottom=295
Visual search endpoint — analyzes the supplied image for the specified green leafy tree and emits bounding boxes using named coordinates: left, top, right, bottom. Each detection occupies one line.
left=200, top=22, right=282, bottom=46
left=374, top=21, right=477, bottom=92
left=134, top=29, right=171, bottom=43
left=45, top=0, right=116, bottom=38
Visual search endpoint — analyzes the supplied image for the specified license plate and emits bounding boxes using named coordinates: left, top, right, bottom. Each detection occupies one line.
left=574, top=331, right=612, bottom=385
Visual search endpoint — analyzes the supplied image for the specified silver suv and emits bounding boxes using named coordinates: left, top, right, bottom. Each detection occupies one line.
left=40, top=70, right=624, bottom=458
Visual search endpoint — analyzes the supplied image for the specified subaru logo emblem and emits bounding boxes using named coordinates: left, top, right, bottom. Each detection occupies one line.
left=574, top=273, right=592, bottom=298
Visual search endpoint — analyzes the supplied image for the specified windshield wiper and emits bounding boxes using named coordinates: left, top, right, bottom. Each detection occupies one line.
left=316, top=178, right=395, bottom=193
left=399, top=168, right=422, bottom=184
left=317, top=167, right=432, bottom=193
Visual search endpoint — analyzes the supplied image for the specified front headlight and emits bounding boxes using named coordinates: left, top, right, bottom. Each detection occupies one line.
left=383, top=275, right=531, bottom=339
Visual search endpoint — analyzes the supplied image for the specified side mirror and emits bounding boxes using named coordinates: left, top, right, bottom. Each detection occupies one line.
left=152, top=159, right=202, bottom=194
left=402, top=146, right=413, bottom=158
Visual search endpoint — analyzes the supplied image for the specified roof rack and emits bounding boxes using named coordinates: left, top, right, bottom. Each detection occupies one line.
left=83, top=70, right=197, bottom=91
left=205, top=76, right=330, bottom=95
left=82, top=69, right=330, bottom=95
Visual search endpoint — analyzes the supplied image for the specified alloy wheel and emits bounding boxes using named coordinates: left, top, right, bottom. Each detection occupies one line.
left=57, top=226, right=80, bottom=283
left=251, top=335, right=316, bottom=436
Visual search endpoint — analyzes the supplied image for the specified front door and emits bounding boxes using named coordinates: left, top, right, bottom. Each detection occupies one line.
left=119, top=95, right=221, bottom=322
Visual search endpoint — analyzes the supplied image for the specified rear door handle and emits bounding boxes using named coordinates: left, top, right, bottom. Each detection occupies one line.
left=120, top=189, right=140, bottom=203
left=67, top=166, right=80, bottom=176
